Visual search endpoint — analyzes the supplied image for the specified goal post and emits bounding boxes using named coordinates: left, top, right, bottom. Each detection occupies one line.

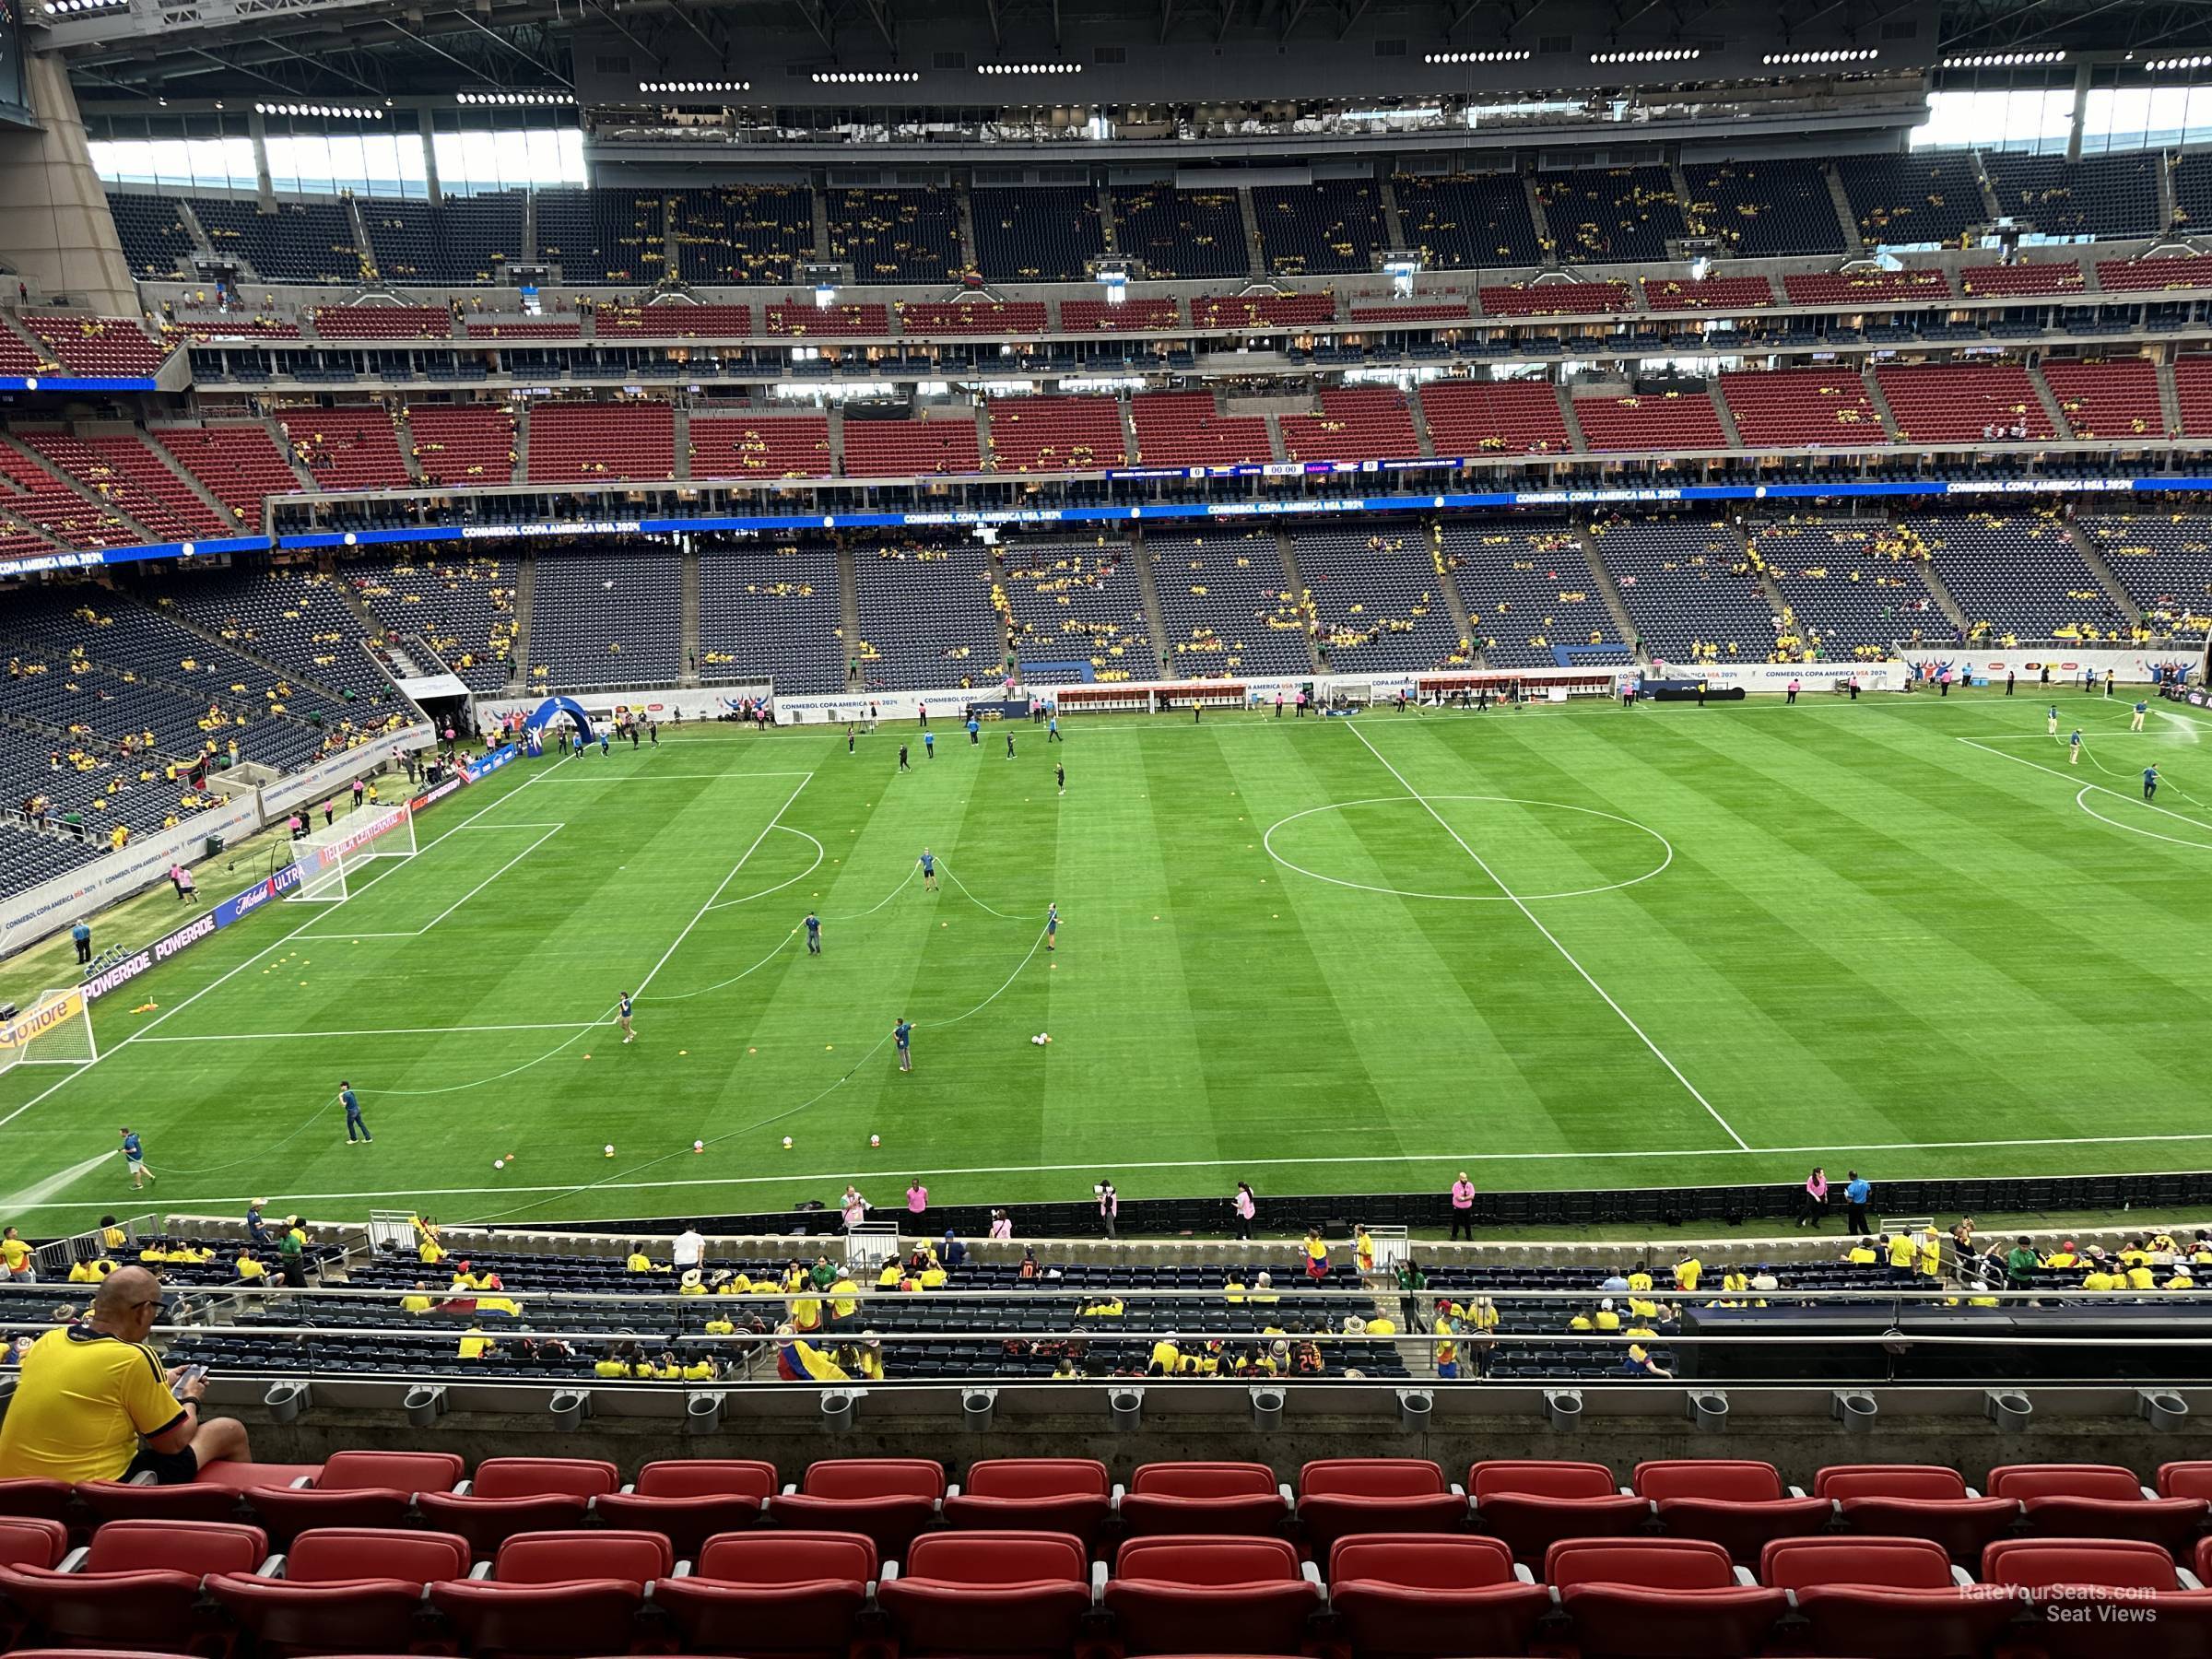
left=283, top=799, right=418, bottom=905
left=0, top=987, right=98, bottom=1076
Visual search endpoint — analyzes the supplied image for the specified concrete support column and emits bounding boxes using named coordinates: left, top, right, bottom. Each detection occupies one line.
left=418, top=109, right=442, bottom=206
left=249, top=109, right=275, bottom=206
left=0, top=53, right=135, bottom=311
left=2066, top=63, right=2090, bottom=164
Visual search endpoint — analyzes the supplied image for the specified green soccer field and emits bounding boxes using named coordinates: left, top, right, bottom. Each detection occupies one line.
left=6, top=689, right=2211, bottom=1235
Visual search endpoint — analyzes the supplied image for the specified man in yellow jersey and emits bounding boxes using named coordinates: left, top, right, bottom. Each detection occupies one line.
left=0, top=1228, right=32, bottom=1282
left=0, top=1266, right=250, bottom=1483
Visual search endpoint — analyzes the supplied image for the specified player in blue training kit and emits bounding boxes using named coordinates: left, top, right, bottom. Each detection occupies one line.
left=340, top=1080, right=372, bottom=1144
left=804, top=912, right=822, bottom=954
left=2047, top=704, right=2060, bottom=735
left=2069, top=728, right=2084, bottom=766
left=1045, top=901, right=1060, bottom=951
left=919, top=848, right=937, bottom=890
left=924, top=730, right=935, bottom=759
left=967, top=716, right=981, bottom=746
left=618, top=991, right=636, bottom=1044
left=2146, top=764, right=2161, bottom=801
left=894, top=1018, right=913, bottom=1072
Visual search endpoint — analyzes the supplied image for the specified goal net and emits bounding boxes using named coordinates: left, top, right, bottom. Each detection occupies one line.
left=284, top=797, right=419, bottom=904
left=0, top=987, right=97, bottom=1076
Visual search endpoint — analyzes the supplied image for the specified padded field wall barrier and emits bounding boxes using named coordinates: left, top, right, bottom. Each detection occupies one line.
left=195, top=1380, right=2212, bottom=1489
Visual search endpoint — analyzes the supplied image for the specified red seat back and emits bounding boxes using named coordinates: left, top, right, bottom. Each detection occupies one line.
left=2160, top=1463, right=2212, bottom=1502
left=1546, top=1536, right=1736, bottom=1592
left=315, top=1449, right=465, bottom=1494
left=0, top=1518, right=67, bottom=1571
left=1988, top=1464, right=2145, bottom=1502
left=470, top=1457, right=620, bottom=1500
left=0, top=1481, right=73, bottom=1524
left=632, top=1459, right=777, bottom=1500
left=1760, top=1535, right=1956, bottom=1591
left=1329, top=1535, right=1515, bottom=1589
left=1116, top=1535, right=1299, bottom=1584
left=1815, top=1464, right=1972, bottom=1500
left=799, top=1458, right=945, bottom=1500
left=1985, top=1537, right=2182, bottom=1592
left=496, top=1529, right=671, bottom=1585
left=1300, top=1459, right=1446, bottom=1499
left=1470, top=1460, right=1618, bottom=1500
left=1130, top=1462, right=1277, bottom=1499
left=695, top=1530, right=878, bottom=1583
left=963, top=1459, right=1111, bottom=1501
left=82, top=1519, right=265, bottom=1576
left=1635, top=1460, right=1786, bottom=1502
left=904, top=1531, right=1085, bottom=1585
left=284, top=1527, right=469, bottom=1584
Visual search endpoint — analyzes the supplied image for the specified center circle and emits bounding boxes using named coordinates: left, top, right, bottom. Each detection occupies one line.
left=1263, top=795, right=1674, bottom=902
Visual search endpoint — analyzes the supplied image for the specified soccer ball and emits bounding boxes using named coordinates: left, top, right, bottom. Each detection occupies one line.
left=782, top=1135, right=794, bottom=1149
left=604, top=1144, right=616, bottom=1158
left=493, top=1159, right=504, bottom=1171
left=693, top=1139, right=705, bottom=1153
left=869, top=1134, right=881, bottom=1147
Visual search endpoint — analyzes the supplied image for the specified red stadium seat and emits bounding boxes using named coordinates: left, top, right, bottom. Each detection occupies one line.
left=0, top=1482, right=73, bottom=1525
left=1295, top=1460, right=1465, bottom=1550
left=207, top=1526, right=469, bottom=1654
left=1984, top=1537, right=2212, bottom=1659
left=428, top=1529, right=669, bottom=1656
left=876, top=1530, right=1094, bottom=1654
left=945, top=1459, right=1114, bottom=1548
left=1102, top=1535, right=1323, bottom=1655
left=1326, top=1534, right=1551, bottom=1658
left=0, top=1518, right=67, bottom=1570
left=1989, top=1464, right=2207, bottom=1555
left=1633, top=1459, right=1831, bottom=1562
left=2164, top=1464, right=2212, bottom=1503
left=1547, top=1536, right=1786, bottom=1659
left=416, top=1456, right=618, bottom=1558
left=75, top=1476, right=244, bottom=1524
left=1815, top=1465, right=2018, bottom=1562
left=244, top=1450, right=465, bottom=1546
left=0, top=1518, right=265, bottom=1651
left=1760, top=1535, right=2016, bottom=1659
left=0, top=1517, right=68, bottom=1648
left=766, top=1458, right=945, bottom=1556
left=1467, top=1460, right=1648, bottom=1561
left=591, top=1459, right=775, bottom=1556
left=1119, top=1462, right=1291, bottom=1538
left=652, top=1530, right=877, bottom=1659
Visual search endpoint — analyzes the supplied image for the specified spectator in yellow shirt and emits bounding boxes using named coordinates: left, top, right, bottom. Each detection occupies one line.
left=1672, top=1253, right=1701, bottom=1293
left=400, top=1283, right=432, bottom=1313
left=1625, top=1264, right=1653, bottom=1292
left=1845, top=1238, right=1879, bottom=1265
left=1593, top=1300, right=1621, bottom=1332
left=1916, top=1229, right=1944, bottom=1277
left=456, top=1326, right=494, bottom=1359
left=233, top=1249, right=266, bottom=1284
left=1885, top=1233, right=1916, bottom=1270
left=0, top=1229, right=32, bottom=1282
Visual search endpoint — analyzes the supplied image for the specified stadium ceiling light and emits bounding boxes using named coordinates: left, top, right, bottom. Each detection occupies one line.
left=1424, top=50, right=1533, bottom=63
left=976, top=63, right=1082, bottom=74
left=811, top=70, right=920, bottom=83
left=455, top=89, right=574, bottom=104
left=1761, top=48, right=1879, bottom=65
left=1589, top=47, right=1701, bottom=64
left=2145, top=54, right=2212, bottom=72
left=1943, top=50, right=2065, bottom=67
left=639, top=79, right=750, bottom=93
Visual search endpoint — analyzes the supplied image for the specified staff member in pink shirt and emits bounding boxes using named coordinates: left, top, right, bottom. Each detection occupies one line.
left=1799, top=1166, right=1830, bottom=1230
left=905, top=1181, right=928, bottom=1231
left=1449, top=1171, right=1476, bottom=1241
left=1231, top=1182, right=1256, bottom=1241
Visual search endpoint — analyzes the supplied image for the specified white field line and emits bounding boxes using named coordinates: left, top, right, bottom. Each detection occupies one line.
left=22, top=1128, right=2212, bottom=1216
left=632, top=773, right=813, bottom=1003
left=0, top=750, right=576, bottom=1135
left=298, top=823, right=562, bottom=941
left=1957, top=735, right=2212, bottom=832
left=1346, top=720, right=1749, bottom=1152
left=133, top=1021, right=601, bottom=1042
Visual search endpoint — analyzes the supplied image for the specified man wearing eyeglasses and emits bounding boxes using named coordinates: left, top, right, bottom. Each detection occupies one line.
left=0, top=1265, right=250, bottom=1483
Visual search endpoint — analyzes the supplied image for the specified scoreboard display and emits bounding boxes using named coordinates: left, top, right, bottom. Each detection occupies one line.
left=0, top=0, right=33, bottom=130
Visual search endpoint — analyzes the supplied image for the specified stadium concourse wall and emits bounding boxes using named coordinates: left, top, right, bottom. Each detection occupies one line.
left=0, top=723, right=436, bottom=966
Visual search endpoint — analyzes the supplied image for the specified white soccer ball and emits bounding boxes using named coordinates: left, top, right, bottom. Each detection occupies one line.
left=1031, top=1034, right=1044, bottom=1045
left=693, top=1139, right=705, bottom=1153
left=493, top=1159, right=504, bottom=1170
left=869, top=1134, right=880, bottom=1147
left=604, top=1144, right=615, bottom=1158
left=782, top=1135, right=794, bottom=1149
